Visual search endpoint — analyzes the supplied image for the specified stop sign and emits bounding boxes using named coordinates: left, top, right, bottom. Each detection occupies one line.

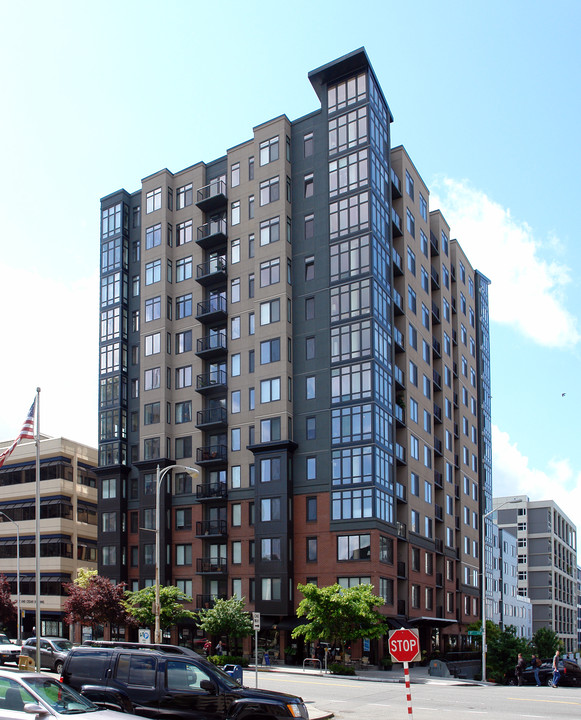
left=388, top=628, right=421, bottom=662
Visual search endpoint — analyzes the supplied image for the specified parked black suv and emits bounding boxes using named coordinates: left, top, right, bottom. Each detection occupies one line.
left=61, top=645, right=308, bottom=719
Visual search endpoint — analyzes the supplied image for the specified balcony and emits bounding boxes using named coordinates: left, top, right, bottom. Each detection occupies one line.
left=455, top=515, right=460, bottom=530
left=197, top=218, right=227, bottom=249
left=393, top=288, right=404, bottom=315
left=196, top=332, right=227, bottom=359
left=391, top=168, right=402, bottom=198
left=196, top=444, right=227, bottom=467
left=432, top=337, right=441, bottom=358
left=196, top=369, right=227, bottom=395
left=434, top=436, right=443, bottom=457
left=395, top=443, right=406, bottom=465
left=393, top=327, right=405, bottom=353
left=196, top=296, right=227, bottom=324
left=196, top=481, right=227, bottom=501
left=397, top=599, right=406, bottom=616
left=394, top=403, right=405, bottom=428
left=397, top=561, right=407, bottom=579
left=392, top=247, right=403, bottom=275
left=434, top=470, right=443, bottom=489
left=195, top=519, right=227, bottom=538
left=196, top=557, right=227, bottom=574
left=396, top=521, right=407, bottom=539
left=433, top=403, right=442, bottom=424
left=451, top=296, right=457, bottom=314
left=452, top=329, right=458, bottom=345
left=196, top=179, right=227, bottom=213
left=391, top=207, right=403, bottom=237
left=454, top=422, right=459, bottom=438
left=196, top=593, right=227, bottom=610
left=431, top=265, right=440, bottom=290
left=432, top=301, right=441, bottom=324
left=453, top=361, right=458, bottom=377
left=451, top=264, right=456, bottom=282
left=435, top=504, right=443, bottom=522
left=433, top=369, right=442, bottom=391
left=196, top=257, right=227, bottom=286
left=196, top=407, right=227, bottom=430
left=395, top=482, right=407, bottom=503
left=436, top=572, right=443, bottom=588
left=430, top=231, right=439, bottom=256
left=394, top=364, right=405, bottom=388
left=435, top=538, right=443, bottom=554
left=454, top=484, right=460, bottom=500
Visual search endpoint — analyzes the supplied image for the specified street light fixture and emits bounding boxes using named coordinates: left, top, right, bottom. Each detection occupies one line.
left=0, top=512, right=20, bottom=643
left=481, top=497, right=520, bottom=682
left=154, top=464, right=199, bottom=644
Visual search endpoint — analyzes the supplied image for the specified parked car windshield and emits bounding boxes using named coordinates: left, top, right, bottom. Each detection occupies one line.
left=52, top=641, right=73, bottom=651
left=22, top=676, right=99, bottom=714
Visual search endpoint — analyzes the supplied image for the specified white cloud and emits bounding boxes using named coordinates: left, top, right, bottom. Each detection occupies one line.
left=492, top=424, right=581, bottom=532
left=0, top=263, right=98, bottom=448
left=431, top=178, right=580, bottom=349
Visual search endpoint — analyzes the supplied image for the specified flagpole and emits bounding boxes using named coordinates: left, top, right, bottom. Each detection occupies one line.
left=35, top=387, right=41, bottom=673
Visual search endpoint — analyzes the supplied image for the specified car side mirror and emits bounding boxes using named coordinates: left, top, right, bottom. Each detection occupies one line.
left=200, top=679, right=217, bottom=694
left=23, top=702, right=49, bottom=716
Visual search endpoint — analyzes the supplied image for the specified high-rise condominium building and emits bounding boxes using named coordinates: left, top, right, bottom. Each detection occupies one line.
left=495, top=495, right=577, bottom=652
left=97, top=48, right=491, bottom=660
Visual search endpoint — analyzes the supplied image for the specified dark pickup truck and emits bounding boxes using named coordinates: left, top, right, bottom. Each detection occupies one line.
left=61, top=645, right=308, bottom=719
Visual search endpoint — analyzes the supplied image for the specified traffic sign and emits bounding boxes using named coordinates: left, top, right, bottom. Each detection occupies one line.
left=252, top=611, right=261, bottom=630
left=388, top=628, right=421, bottom=663
left=467, top=630, right=482, bottom=636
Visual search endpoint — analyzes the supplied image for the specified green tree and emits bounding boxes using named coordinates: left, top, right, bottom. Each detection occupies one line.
left=196, top=596, right=253, bottom=655
left=124, top=585, right=196, bottom=630
left=292, top=583, right=385, bottom=662
left=532, top=627, right=562, bottom=659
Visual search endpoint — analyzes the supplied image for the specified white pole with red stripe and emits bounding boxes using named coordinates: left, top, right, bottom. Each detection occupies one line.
left=403, top=661, right=413, bottom=718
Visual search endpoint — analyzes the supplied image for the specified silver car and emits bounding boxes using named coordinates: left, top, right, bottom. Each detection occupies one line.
left=0, top=669, right=128, bottom=719
left=20, top=637, right=72, bottom=674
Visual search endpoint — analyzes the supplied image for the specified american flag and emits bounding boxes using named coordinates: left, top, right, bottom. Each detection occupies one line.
left=0, top=398, right=36, bottom=468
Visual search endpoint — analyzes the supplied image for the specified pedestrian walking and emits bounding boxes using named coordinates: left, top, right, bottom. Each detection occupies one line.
left=531, top=653, right=541, bottom=686
left=515, top=653, right=527, bottom=686
left=552, top=649, right=560, bottom=688
left=216, top=640, right=224, bottom=656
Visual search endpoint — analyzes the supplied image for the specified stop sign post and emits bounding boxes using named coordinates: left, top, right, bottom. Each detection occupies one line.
left=389, top=628, right=420, bottom=718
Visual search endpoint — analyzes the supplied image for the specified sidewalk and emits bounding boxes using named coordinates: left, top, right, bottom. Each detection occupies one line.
left=243, top=662, right=484, bottom=720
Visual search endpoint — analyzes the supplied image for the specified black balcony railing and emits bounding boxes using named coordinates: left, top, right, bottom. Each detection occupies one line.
left=196, top=557, right=227, bottom=574
left=197, top=218, right=227, bottom=248
left=196, top=295, right=227, bottom=321
left=196, top=407, right=227, bottom=428
left=196, top=332, right=227, bottom=356
left=196, top=593, right=227, bottom=609
left=196, top=445, right=228, bottom=464
left=196, top=369, right=227, bottom=392
left=195, top=519, right=227, bottom=537
left=196, top=481, right=227, bottom=501
left=196, top=179, right=227, bottom=212
left=196, top=257, right=227, bottom=284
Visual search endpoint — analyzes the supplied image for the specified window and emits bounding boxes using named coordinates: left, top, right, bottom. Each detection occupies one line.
left=307, top=537, right=317, bottom=562
left=405, top=170, right=415, bottom=200
left=260, top=417, right=281, bottom=442
left=262, top=577, right=281, bottom=601
left=261, top=377, right=281, bottom=403
left=176, top=544, right=192, bottom=566
left=231, top=353, right=240, bottom=376
left=306, top=496, right=317, bottom=521
left=145, top=260, right=161, bottom=285
left=421, top=266, right=429, bottom=293
left=175, top=401, right=192, bottom=424
left=305, top=296, right=315, bottom=320
left=261, top=497, right=281, bottom=522
left=304, top=173, right=314, bottom=198
left=248, top=194, right=254, bottom=219
left=144, top=402, right=160, bottom=425
left=410, top=435, right=419, bottom=460
left=143, top=437, right=160, bottom=460
left=146, top=187, right=161, bottom=213
left=304, top=132, right=313, bottom=157
left=337, top=534, right=370, bottom=561
left=144, top=367, right=161, bottom=391
left=145, top=296, right=161, bottom=322
left=231, top=316, right=240, bottom=339
left=144, top=333, right=160, bottom=356
left=260, top=338, right=280, bottom=364
left=419, top=192, right=427, bottom=221
left=145, top=224, right=161, bottom=250
left=231, top=201, right=240, bottom=225
left=175, top=366, right=192, bottom=389
left=175, top=436, right=192, bottom=459
left=176, top=183, right=192, bottom=209
left=260, top=176, right=280, bottom=206
left=306, top=376, right=316, bottom=399
left=231, top=390, right=241, bottom=414
left=305, top=255, right=315, bottom=281
left=231, top=278, right=240, bottom=303
left=260, top=457, right=281, bottom=483
left=306, top=417, right=316, bottom=440
left=260, top=136, right=279, bottom=165
left=260, top=258, right=280, bottom=287
left=176, top=294, right=192, bottom=319
left=305, top=213, right=314, bottom=240
left=408, top=286, right=417, bottom=313
left=406, top=208, right=415, bottom=237
left=176, top=220, right=192, bottom=246
left=260, top=299, right=280, bottom=325
left=176, top=257, right=192, bottom=282
left=231, top=162, right=240, bottom=187
left=260, top=217, right=280, bottom=246
left=175, top=330, right=192, bottom=354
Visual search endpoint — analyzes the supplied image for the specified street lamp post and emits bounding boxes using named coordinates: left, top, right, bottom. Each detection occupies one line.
left=155, top=464, right=199, bottom=644
left=481, top=497, right=520, bottom=682
left=0, top=512, right=20, bottom=643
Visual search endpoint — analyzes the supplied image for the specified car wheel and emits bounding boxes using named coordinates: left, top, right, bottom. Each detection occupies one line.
left=546, top=677, right=553, bottom=687
left=506, top=677, right=516, bottom=686
left=54, top=660, right=63, bottom=674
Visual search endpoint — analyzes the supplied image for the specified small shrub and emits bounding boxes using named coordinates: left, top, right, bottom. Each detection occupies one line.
left=329, top=662, right=356, bottom=676
left=207, top=654, right=248, bottom=667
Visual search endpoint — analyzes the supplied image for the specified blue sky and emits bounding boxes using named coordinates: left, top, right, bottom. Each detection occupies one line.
left=1, top=0, right=580, bottom=532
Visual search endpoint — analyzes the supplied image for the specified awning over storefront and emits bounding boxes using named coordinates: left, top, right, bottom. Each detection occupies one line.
left=407, top=616, right=456, bottom=627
